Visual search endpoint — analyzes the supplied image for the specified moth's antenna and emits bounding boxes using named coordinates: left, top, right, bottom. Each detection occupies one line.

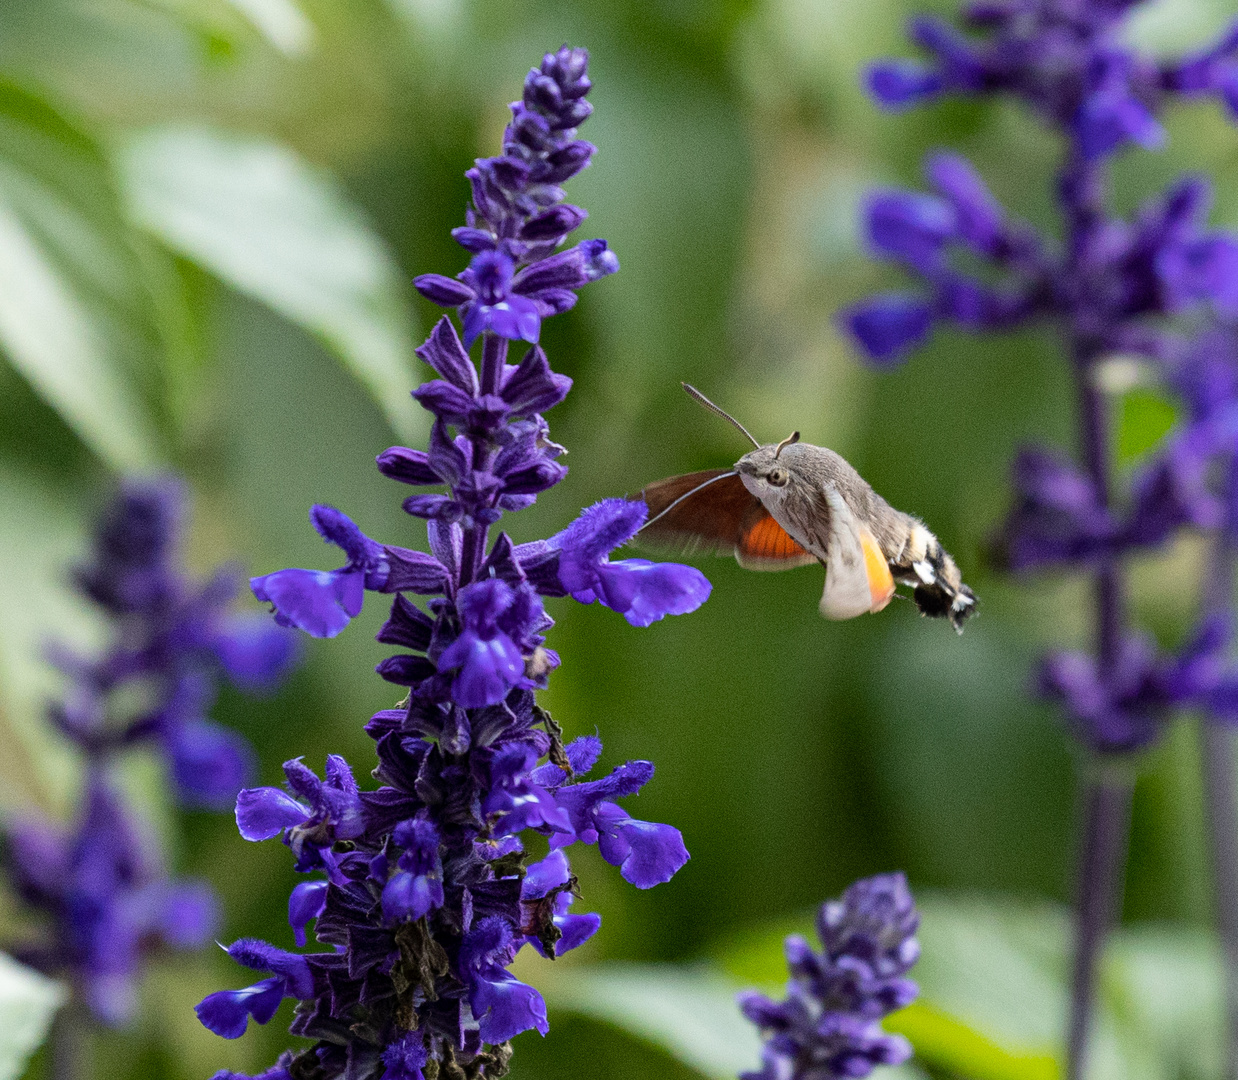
left=640, top=471, right=739, bottom=532
left=682, top=383, right=760, bottom=449
left=774, top=431, right=800, bottom=459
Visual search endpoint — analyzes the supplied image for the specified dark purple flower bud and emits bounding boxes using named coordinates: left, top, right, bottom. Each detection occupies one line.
left=866, top=60, right=944, bottom=109
left=501, top=345, right=572, bottom=416
left=521, top=204, right=587, bottom=241
left=415, top=317, right=479, bottom=395
left=452, top=227, right=497, bottom=253
left=413, top=273, right=476, bottom=308
left=839, top=293, right=935, bottom=366
left=375, top=446, right=441, bottom=486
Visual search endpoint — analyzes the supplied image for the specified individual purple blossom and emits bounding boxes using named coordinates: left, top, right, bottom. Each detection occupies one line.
left=203, top=46, right=701, bottom=1080
left=738, top=874, right=919, bottom=1080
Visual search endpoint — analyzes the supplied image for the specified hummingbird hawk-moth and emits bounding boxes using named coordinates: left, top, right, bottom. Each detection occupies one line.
left=633, top=385, right=977, bottom=632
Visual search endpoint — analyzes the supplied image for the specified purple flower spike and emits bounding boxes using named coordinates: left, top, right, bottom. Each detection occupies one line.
left=200, top=47, right=692, bottom=1080
left=739, top=874, right=919, bottom=1080
left=1, top=479, right=297, bottom=1027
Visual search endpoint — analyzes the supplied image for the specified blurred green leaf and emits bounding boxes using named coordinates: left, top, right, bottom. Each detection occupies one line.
left=0, top=468, right=94, bottom=814
left=222, top=0, right=315, bottom=54
left=0, top=81, right=164, bottom=471
left=0, top=952, right=64, bottom=1080
left=116, top=126, right=423, bottom=442
left=1116, top=388, right=1177, bottom=465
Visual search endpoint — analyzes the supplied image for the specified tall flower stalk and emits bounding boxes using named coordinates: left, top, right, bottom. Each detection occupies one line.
left=196, top=46, right=710, bottom=1080
left=738, top=873, right=920, bottom=1079
left=2, top=479, right=298, bottom=1077
left=843, top=4, right=1238, bottom=1075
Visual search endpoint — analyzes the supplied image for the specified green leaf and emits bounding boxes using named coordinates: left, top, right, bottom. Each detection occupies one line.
left=0, top=467, right=94, bottom=814
left=116, top=126, right=423, bottom=441
left=0, top=81, right=164, bottom=471
left=222, top=0, right=314, bottom=54
left=0, top=952, right=65, bottom=1080
left=1116, top=387, right=1177, bottom=465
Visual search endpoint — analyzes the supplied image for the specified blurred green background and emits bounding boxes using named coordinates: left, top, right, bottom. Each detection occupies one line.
left=3, top=0, right=1238, bottom=1077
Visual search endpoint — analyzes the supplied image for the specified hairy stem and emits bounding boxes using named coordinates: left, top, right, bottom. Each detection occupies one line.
left=50, top=1000, right=87, bottom=1080
left=459, top=334, right=509, bottom=585
left=1204, top=504, right=1238, bottom=1078
left=1065, top=773, right=1132, bottom=1080
left=1063, top=148, right=1131, bottom=1080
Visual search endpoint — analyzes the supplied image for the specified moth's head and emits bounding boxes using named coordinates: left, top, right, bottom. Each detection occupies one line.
left=735, top=433, right=801, bottom=497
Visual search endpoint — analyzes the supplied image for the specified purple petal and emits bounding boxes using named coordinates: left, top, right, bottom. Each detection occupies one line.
left=1075, top=91, right=1165, bottom=160
left=167, top=719, right=256, bottom=809
left=470, top=973, right=550, bottom=1043
left=376, top=446, right=441, bottom=485
left=250, top=567, right=364, bottom=638
left=288, top=881, right=328, bottom=948
left=466, top=296, right=543, bottom=348
left=212, top=615, right=300, bottom=692
left=839, top=293, right=934, bottom=366
left=438, top=631, right=524, bottom=708
left=226, top=938, right=314, bottom=998
left=235, top=787, right=309, bottom=841
left=501, top=345, right=572, bottom=416
left=522, top=849, right=573, bottom=899
left=866, top=60, right=944, bottom=109
left=552, top=911, right=601, bottom=955
left=594, top=805, right=690, bottom=888
left=382, top=871, right=445, bottom=924
left=195, top=977, right=286, bottom=1039
left=586, top=559, right=712, bottom=626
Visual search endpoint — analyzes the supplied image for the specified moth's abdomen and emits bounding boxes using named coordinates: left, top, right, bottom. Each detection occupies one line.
left=891, top=522, right=977, bottom=633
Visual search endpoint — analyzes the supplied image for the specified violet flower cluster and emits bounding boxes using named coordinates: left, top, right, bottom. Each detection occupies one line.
left=844, top=1, right=1238, bottom=753
left=843, top=1, right=1238, bottom=1074
left=739, top=874, right=920, bottom=1080
left=2, top=479, right=298, bottom=1026
left=197, top=46, right=709, bottom=1080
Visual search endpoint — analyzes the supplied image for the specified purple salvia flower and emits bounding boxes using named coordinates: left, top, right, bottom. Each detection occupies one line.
left=851, top=2, right=1238, bottom=1075
left=738, top=874, right=919, bottom=1079
left=2, top=480, right=298, bottom=1041
left=205, top=47, right=702, bottom=1080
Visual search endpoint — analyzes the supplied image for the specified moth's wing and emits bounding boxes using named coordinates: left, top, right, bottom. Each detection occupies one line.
left=635, top=470, right=757, bottom=556
left=636, top=470, right=814, bottom=572
left=819, top=487, right=896, bottom=619
left=735, top=502, right=817, bottom=571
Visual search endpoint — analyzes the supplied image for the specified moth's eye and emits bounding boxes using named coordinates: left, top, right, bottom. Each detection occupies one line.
left=767, top=468, right=788, bottom=487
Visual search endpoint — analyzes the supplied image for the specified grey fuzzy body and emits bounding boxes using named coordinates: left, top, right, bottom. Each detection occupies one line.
left=736, top=442, right=976, bottom=630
